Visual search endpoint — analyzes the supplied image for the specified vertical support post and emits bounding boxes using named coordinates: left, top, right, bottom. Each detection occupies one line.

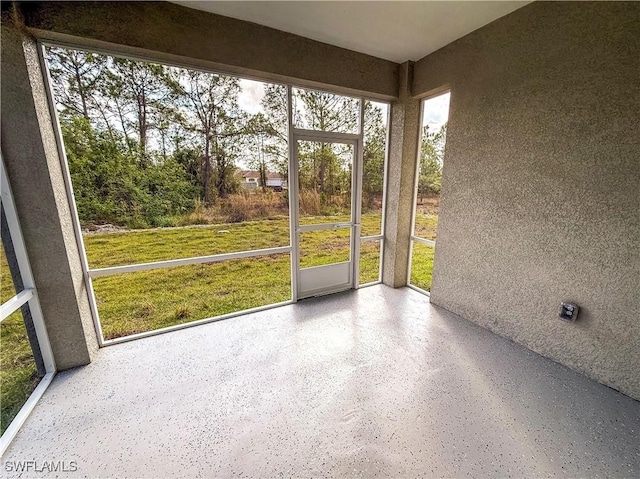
left=1, top=21, right=98, bottom=368
left=287, top=86, right=299, bottom=302
left=382, top=62, right=421, bottom=287
left=352, top=99, right=366, bottom=289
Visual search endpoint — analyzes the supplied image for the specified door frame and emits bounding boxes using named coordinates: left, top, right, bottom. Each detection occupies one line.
left=286, top=87, right=365, bottom=300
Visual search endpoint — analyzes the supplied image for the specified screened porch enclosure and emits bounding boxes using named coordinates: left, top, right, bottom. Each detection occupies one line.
left=41, top=45, right=391, bottom=344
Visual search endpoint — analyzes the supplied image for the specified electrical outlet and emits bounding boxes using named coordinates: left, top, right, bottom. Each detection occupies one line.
left=559, top=302, right=579, bottom=322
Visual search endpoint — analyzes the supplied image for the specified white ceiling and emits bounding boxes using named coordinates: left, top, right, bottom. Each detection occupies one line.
left=172, top=1, right=531, bottom=63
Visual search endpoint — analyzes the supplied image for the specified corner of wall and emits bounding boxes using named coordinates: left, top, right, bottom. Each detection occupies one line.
left=1, top=21, right=99, bottom=369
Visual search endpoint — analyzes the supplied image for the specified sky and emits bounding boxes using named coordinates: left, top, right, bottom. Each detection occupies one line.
left=240, top=78, right=448, bottom=133
left=238, top=79, right=266, bottom=114
left=237, top=79, right=389, bottom=128
left=235, top=80, right=391, bottom=171
left=422, top=92, right=450, bottom=131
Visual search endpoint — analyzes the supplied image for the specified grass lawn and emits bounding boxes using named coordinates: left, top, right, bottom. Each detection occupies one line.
left=1, top=243, right=40, bottom=435
left=93, top=254, right=292, bottom=338
left=83, top=213, right=384, bottom=269
left=86, top=211, right=438, bottom=340
left=410, top=212, right=438, bottom=291
left=89, top=213, right=387, bottom=339
left=414, top=213, right=438, bottom=240
left=410, top=242, right=436, bottom=291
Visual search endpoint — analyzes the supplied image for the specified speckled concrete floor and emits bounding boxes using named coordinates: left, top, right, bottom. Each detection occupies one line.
left=3, top=285, right=639, bottom=478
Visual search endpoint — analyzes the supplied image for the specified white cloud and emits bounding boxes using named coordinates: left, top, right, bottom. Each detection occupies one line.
left=238, top=79, right=265, bottom=114
left=422, top=92, right=450, bottom=130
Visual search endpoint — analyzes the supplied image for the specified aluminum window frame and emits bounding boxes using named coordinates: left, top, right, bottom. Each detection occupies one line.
left=38, top=40, right=391, bottom=345
left=291, top=121, right=362, bottom=299
left=0, top=154, right=56, bottom=455
left=407, top=91, right=450, bottom=296
left=360, top=98, right=392, bottom=287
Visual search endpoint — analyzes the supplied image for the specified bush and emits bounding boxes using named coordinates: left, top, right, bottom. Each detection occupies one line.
left=223, top=194, right=251, bottom=223
left=125, top=216, right=150, bottom=230
left=148, top=216, right=179, bottom=228
left=177, top=213, right=209, bottom=227
left=61, top=117, right=198, bottom=229
left=299, top=190, right=321, bottom=216
left=220, top=191, right=288, bottom=223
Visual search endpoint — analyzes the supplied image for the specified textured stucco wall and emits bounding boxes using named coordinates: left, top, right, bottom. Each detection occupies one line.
left=15, top=1, right=398, bottom=100
left=414, top=2, right=640, bottom=399
left=383, top=62, right=421, bottom=287
left=1, top=21, right=98, bottom=369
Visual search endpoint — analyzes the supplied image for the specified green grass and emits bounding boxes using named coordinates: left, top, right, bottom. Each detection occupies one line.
left=300, top=228, right=351, bottom=268
left=84, top=218, right=291, bottom=268
left=1, top=243, right=40, bottom=435
left=1, top=242, right=18, bottom=300
left=359, top=241, right=382, bottom=284
left=84, top=213, right=384, bottom=269
left=410, top=212, right=439, bottom=291
left=409, top=242, right=436, bottom=291
left=93, top=254, right=292, bottom=338
left=90, top=213, right=387, bottom=340
left=414, top=213, right=438, bottom=240
left=85, top=211, right=438, bottom=340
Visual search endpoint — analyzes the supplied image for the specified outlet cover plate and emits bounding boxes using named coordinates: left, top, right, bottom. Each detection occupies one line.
left=559, top=302, right=579, bottom=322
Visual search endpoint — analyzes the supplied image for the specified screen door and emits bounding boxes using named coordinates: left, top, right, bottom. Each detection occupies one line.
left=293, top=135, right=360, bottom=299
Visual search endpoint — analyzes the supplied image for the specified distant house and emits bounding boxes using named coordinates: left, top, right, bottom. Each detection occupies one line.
left=239, top=170, right=260, bottom=189
left=239, top=170, right=287, bottom=191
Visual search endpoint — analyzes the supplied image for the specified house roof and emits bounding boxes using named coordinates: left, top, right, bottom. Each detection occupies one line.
left=240, top=170, right=260, bottom=179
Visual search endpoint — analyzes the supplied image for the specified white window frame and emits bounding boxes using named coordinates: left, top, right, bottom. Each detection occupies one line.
left=0, top=153, right=56, bottom=455
left=407, top=92, right=450, bottom=296
left=359, top=99, right=391, bottom=287
left=37, top=40, right=390, bottom=346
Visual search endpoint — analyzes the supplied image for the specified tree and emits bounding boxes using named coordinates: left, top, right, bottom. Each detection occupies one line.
left=59, top=116, right=146, bottom=224
left=60, top=116, right=197, bottom=227
left=173, top=69, right=243, bottom=203
left=47, top=48, right=104, bottom=120
left=417, top=123, right=447, bottom=200
left=295, top=90, right=359, bottom=193
left=362, top=101, right=387, bottom=210
left=108, top=58, right=176, bottom=164
left=47, top=47, right=203, bottom=227
left=259, top=85, right=289, bottom=180
left=243, top=113, right=280, bottom=191
left=294, top=89, right=358, bottom=133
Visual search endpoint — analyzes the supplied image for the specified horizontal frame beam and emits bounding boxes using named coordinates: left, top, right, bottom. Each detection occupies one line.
left=411, top=236, right=436, bottom=247
left=88, top=246, right=292, bottom=278
left=361, top=234, right=384, bottom=242
left=21, top=1, right=399, bottom=100
left=293, top=128, right=360, bottom=144
left=298, top=222, right=353, bottom=233
left=0, top=289, right=34, bottom=322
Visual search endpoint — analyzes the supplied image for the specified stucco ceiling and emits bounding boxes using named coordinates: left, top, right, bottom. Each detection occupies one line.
left=171, top=1, right=531, bottom=63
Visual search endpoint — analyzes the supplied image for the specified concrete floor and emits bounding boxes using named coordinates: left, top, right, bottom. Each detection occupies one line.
left=3, top=285, right=639, bottom=478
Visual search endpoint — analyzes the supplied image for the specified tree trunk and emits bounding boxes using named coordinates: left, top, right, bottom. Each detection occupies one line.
left=203, top=134, right=212, bottom=205
left=137, top=94, right=148, bottom=159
